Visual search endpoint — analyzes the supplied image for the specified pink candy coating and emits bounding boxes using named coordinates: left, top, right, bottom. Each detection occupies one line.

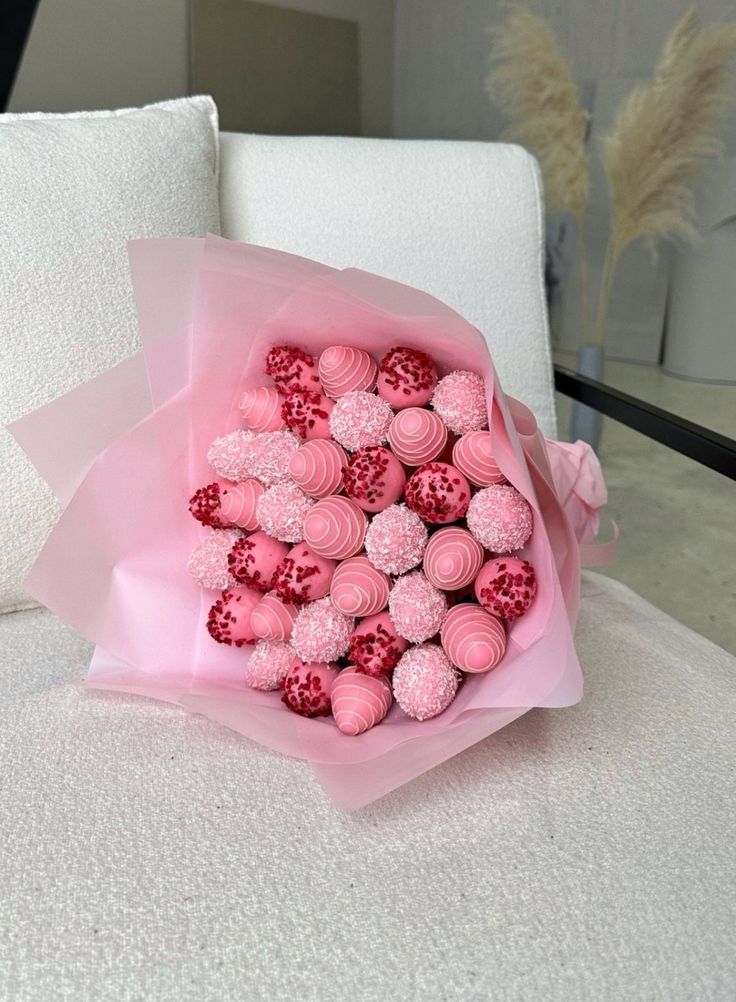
left=387, top=407, right=447, bottom=466
left=240, top=385, right=286, bottom=432
left=423, top=527, right=484, bottom=591
left=377, top=346, right=438, bottom=409
left=475, top=557, right=537, bottom=621
left=466, top=484, right=533, bottom=552
left=255, top=481, right=314, bottom=543
left=343, top=445, right=406, bottom=513
left=250, top=591, right=299, bottom=641
left=272, top=542, right=336, bottom=604
left=332, top=668, right=392, bottom=736
left=388, top=571, right=448, bottom=643
left=206, top=586, right=261, bottom=646
left=242, top=430, right=300, bottom=487
left=244, top=640, right=298, bottom=690
left=289, top=439, right=347, bottom=498
left=452, top=431, right=506, bottom=487
left=364, top=503, right=427, bottom=575
left=228, top=530, right=289, bottom=592
left=405, top=462, right=471, bottom=525
left=348, top=611, right=409, bottom=677
left=432, top=370, right=488, bottom=435
left=219, top=479, right=264, bottom=531
left=440, top=604, right=506, bottom=673
left=188, top=528, right=241, bottom=590
left=319, top=346, right=378, bottom=398
left=330, top=556, right=390, bottom=617
left=265, top=344, right=321, bottom=394
left=328, top=391, right=393, bottom=451
left=290, top=597, right=354, bottom=663
left=281, top=389, right=334, bottom=441
left=207, top=430, right=256, bottom=482
left=281, top=661, right=340, bottom=717
left=303, top=495, right=367, bottom=560
left=392, top=643, right=459, bottom=721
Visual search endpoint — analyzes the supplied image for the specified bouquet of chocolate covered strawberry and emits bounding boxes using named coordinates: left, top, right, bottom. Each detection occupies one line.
left=18, top=236, right=597, bottom=807
left=188, top=343, right=537, bottom=735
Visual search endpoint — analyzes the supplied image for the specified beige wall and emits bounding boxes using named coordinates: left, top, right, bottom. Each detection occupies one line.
left=9, top=0, right=395, bottom=136
left=393, top=0, right=736, bottom=149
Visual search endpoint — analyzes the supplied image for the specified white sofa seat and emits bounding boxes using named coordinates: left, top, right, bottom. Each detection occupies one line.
left=2, top=132, right=734, bottom=1000
left=1, top=574, right=733, bottom=1000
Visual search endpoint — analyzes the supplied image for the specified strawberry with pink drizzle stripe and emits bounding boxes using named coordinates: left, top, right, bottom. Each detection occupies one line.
left=332, top=668, right=393, bottom=735
left=303, top=496, right=367, bottom=559
left=240, top=385, right=286, bottom=432
left=318, top=346, right=378, bottom=398
left=423, top=527, right=484, bottom=591
left=250, top=591, right=299, bottom=641
left=452, top=430, right=506, bottom=486
left=388, top=407, right=447, bottom=466
left=289, top=439, right=347, bottom=498
left=219, top=479, right=264, bottom=531
left=440, top=604, right=506, bottom=673
left=330, top=556, right=390, bottom=617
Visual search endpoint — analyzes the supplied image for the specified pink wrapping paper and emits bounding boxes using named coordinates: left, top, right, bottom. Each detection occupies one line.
left=11, top=235, right=606, bottom=810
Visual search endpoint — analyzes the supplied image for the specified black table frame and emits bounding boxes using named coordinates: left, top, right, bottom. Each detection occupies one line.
left=554, top=365, right=736, bottom=481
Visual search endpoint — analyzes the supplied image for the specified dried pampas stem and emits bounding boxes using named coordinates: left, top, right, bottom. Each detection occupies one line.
left=486, top=6, right=591, bottom=336
left=593, top=9, right=736, bottom=346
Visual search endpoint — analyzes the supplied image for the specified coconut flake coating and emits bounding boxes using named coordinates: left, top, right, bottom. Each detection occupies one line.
left=207, top=430, right=256, bottom=482
left=364, top=504, right=428, bottom=575
left=245, top=640, right=298, bottom=690
left=290, top=597, right=354, bottom=663
left=256, top=481, right=314, bottom=543
left=188, top=528, right=242, bottom=590
left=432, top=370, right=488, bottom=435
left=328, top=391, right=393, bottom=451
left=388, top=571, right=448, bottom=643
left=466, top=484, right=533, bottom=552
left=393, top=643, right=459, bottom=720
left=243, top=430, right=300, bottom=487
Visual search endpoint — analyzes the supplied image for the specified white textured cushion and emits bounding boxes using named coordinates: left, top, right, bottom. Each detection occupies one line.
left=0, top=96, right=220, bottom=613
left=218, top=133, right=556, bottom=439
left=1, top=573, right=733, bottom=1000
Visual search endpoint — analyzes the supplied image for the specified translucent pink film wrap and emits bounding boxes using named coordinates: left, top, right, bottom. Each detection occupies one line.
left=11, top=235, right=594, bottom=810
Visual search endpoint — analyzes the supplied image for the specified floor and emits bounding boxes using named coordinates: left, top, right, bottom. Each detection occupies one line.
left=554, top=351, right=736, bottom=655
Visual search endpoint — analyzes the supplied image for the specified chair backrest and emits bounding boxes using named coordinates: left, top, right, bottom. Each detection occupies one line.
left=219, top=133, right=556, bottom=438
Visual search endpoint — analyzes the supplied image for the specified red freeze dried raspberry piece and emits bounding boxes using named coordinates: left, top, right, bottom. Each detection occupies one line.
left=281, top=666, right=332, bottom=717
left=272, top=556, right=320, bottom=604
left=379, top=346, right=437, bottom=394
left=343, top=446, right=390, bottom=505
left=349, top=624, right=404, bottom=677
left=189, top=482, right=226, bottom=528
left=405, top=463, right=470, bottom=523
left=265, top=345, right=320, bottom=393
left=281, top=390, right=330, bottom=439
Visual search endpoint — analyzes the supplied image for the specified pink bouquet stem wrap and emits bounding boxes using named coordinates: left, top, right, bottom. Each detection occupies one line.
left=11, top=235, right=601, bottom=810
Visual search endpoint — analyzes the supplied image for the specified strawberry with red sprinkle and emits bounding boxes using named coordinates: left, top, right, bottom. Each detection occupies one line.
left=281, top=661, right=340, bottom=717
left=343, top=445, right=406, bottom=513
left=348, top=611, right=409, bottom=677
left=281, top=389, right=333, bottom=440
left=405, top=462, right=471, bottom=524
left=377, top=346, right=438, bottom=409
left=265, top=345, right=321, bottom=393
left=228, top=531, right=289, bottom=592
left=474, top=557, right=537, bottom=621
left=206, top=587, right=261, bottom=645
left=189, top=482, right=229, bottom=529
left=271, top=542, right=336, bottom=603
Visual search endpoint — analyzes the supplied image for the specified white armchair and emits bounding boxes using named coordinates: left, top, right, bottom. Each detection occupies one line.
left=2, top=133, right=734, bottom=1001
